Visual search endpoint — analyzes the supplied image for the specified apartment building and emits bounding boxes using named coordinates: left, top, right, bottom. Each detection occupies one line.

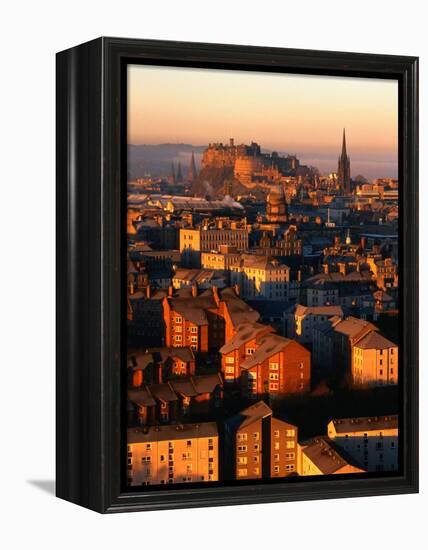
left=286, top=304, right=344, bottom=344
left=180, top=219, right=248, bottom=267
left=127, top=422, right=219, bottom=486
left=224, top=401, right=298, bottom=480
left=299, top=437, right=365, bottom=476
left=327, top=415, right=399, bottom=472
left=230, top=254, right=291, bottom=301
left=162, top=286, right=259, bottom=354
left=352, top=331, right=398, bottom=386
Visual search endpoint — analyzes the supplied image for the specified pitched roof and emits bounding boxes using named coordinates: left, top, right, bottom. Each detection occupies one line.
left=333, top=317, right=377, bottom=338
left=330, top=415, right=398, bottom=434
left=219, top=322, right=274, bottom=354
left=220, top=288, right=260, bottom=327
left=128, top=387, right=156, bottom=407
left=294, top=304, right=343, bottom=317
left=238, top=400, right=273, bottom=429
left=127, top=422, right=218, bottom=444
left=192, top=372, right=223, bottom=394
left=302, top=437, right=362, bottom=474
left=240, top=333, right=296, bottom=370
left=149, top=382, right=178, bottom=403
left=354, top=331, right=397, bottom=350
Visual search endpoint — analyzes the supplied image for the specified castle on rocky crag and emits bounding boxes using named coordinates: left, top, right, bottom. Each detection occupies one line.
left=200, top=138, right=311, bottom=188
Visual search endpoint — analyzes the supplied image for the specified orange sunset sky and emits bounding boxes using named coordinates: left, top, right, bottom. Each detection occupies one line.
left=128, top=64, right=398, bottom=178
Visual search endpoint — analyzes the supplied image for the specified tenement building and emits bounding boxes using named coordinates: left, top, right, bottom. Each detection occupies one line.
left=179, top=218, right=249, bottom=267
left=327, top=415, right=398, bottom=472
left=162, top=286, right=260, bottom=354
left=220, top=324, right=311, bottom=397
left=230, top=254, right=291, bottom=301
left=352, top=331, right=398, bottom=386
left=127, top=422, right=219, bottom=486
left=298, top=437, right=365, bottom=476
left=224, top=401, right=298, bottom=480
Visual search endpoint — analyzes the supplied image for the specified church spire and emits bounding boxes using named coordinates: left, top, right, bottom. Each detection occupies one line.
left=176, top=161, right=183, bottom=183
left=187, top=151, right=197, bottom=183
left=341, top=128, right=347, bottom=157
left=170, top=161, right=176, bottom=184
left=337, top=128, right=351, bottom=194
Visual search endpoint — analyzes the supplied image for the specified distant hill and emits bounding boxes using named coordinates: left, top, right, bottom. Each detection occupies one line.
left=128, top=143, right=205, bottom=180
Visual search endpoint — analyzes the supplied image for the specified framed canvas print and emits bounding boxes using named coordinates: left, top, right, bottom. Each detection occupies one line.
left=56, top=37, right=418, bottom=513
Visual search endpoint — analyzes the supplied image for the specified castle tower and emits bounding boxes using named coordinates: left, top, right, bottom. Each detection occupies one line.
left=337, top=128, right=351, bottom=193
left=266, top=184, right=288, bottom=224
left=187, top=151, right=198, bottom=183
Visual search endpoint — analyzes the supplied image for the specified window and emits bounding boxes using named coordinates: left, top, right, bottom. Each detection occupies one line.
left=285, top=464, right=295, bottom=472
left=253, top=432, right=259, bottom=440
left=175, top=316, right=182, bottom=323
left=274, top=442, right=280, bottom=450
left=237, top=433, right=247, bottom=441
left=175, top=335, right=182, bottom=342
left=237, top=456, right=247, bottom=465
left=285, top=452, right=295, bottom=460
left=146, top=444, right=152, bottom=451
left=253, top=456, right=259, bottom=463
left=269, top=383, right=279, bottom=390
left=225, top=366, right=234, bottom=374
left=269, top=362, right=279, bottom=370
left=182, top=452, right=192, bottom=460
left=191, top=336, right=198, bottom=343
left=254, top=467, right=260, bottom=475
left=246, top=347, right=255, bottom=355
left=237, top=468, right=248, bottom=477
left=190, top=326, right=197, bottom=333
left=286, top=429, right=295, bottom=437
left=191, top=345, right=197, bottom=351
left=160, top=455, right=165, bottom=463
left=225, top=356, right=234, bottom=364
left=273, top=430, right=280, bottom=438
left=175, top=325, right=182, bottom=333
left=254, top=444, right=260, bottom=451
left=269, top=373, right=279, bottom=380
left=286, top=441, right=295, bottom=449
left=237, top=445, right=247, bottom=453
left=274, top=454, right=280, bottom=462
left=273, top=466, right=280, bottom=474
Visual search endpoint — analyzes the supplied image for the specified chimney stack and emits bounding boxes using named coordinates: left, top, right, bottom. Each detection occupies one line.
left=191, top=284, right=198, bottom=297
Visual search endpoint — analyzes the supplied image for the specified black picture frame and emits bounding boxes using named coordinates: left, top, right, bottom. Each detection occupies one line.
left=56, top=37, right=418, bottom=513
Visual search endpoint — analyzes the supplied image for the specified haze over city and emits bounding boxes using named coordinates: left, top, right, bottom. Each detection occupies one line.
left=128, top=65, right=398, bottom=179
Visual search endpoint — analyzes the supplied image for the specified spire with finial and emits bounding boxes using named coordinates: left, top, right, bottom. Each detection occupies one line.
left=187, top=151, right=197, bottom=183
left=176, top=161, right=183, bottom=183
left=337, top=128, right=351, bottom=193
left=170, top=161, right=176, bottom=184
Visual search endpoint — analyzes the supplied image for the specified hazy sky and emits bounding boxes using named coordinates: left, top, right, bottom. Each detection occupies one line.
left=128, top=64, right=398, bottom=178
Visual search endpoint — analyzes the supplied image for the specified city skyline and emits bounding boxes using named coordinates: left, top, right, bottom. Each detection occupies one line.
left=128, top=65, right=398, bottom=178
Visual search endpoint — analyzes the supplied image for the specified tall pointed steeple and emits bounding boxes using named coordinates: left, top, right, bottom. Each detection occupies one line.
left=170, top=161, right=176, bottom=184
left=187, top=151, right=198, bottom=183
left=176, top=161, right=183, bottom=183
left=337, top=128, right=351, bottom=193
